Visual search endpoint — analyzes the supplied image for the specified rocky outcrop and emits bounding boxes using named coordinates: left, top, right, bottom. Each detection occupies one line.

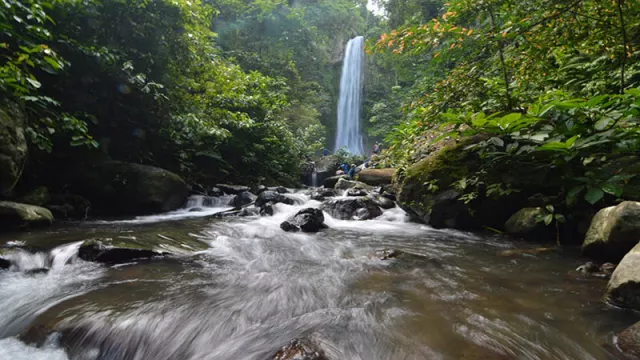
left=357, top=168, right=394, bottom=186
left=255, top=191, right=295, bottom=208
left=605, top=242, right=640, bottom=309
left=228, top=191, right=256, bottom=209
left=396, top=137, right=550, bottom=230
left=0, top=102, right=27, bottom=198
left=582, top=202, right=640, bottom=262
left=372, top=195, right=395, bottom=210
left=346, top=188, right=367, bottom=197
left=504, top=207, right=552, bottom=240
left=271, top=339, right=328, bottom=360
left=616, top=321, right=640, bottom=359
left=0, top=201, right=53, bottom=230
left=68, top=161, right=188, bottom=216
left=321, top=197, right=382, bottom=220
left=334, top=178, right=371, bottom=190
left=323, top=175, right=348, bottom=189
left=260, top=202, right=275, bottom=216
left=78, top=235, right=208, bottom=264
left=280, top=208, right=327, bottom=233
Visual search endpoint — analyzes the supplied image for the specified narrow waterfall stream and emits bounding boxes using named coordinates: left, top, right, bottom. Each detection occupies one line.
left=334, top=36, right=365, bottom=155
left=0, top=191, right=636, bottom=360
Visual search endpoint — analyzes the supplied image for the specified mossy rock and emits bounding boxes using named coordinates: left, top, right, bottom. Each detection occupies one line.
left=606, top=242, right=640, bottom=309
left=583, top=202, right=640, bottom=262
left=0, top=201, right=53, bottom=230
left=504, top=207, right=554, bottom=240
left=0, top=102, right=27, bottom=198
left=78, top=234, right=209, bottom=264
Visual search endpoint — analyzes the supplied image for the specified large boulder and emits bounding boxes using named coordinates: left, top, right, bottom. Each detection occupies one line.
left=255, top=191, right=295, bottom=208
left=605, top=242, right=640, bottom=309
left=309, top=189, right=337, bottom=201
left=582, top=202, right=640, bottom=262
left=334, top=178, right=371, bottom=190
left=0, top=103, right=28, bottom=198
left=357, top=168, right=395, bottom=186
left=396, top=137, right=550, bottom=230
left=228, top=191, right=256, bottom=209
left=68, top=161, right=188, bottom=216
left=0, top=201, right=53, bottom=230
left=504, top=207, right=553, bottom=240
left=321, top=197, right=382, bottom=220
left=616, top=321, right=640, bottom=358
left=78, top=235, right=208, bottom=264
left=280, top=208, right=327, bottom=233
left=323, top=175, right=348, bottom=188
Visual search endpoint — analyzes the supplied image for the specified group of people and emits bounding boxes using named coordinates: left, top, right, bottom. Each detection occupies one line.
left=331, top=141, right=382, bottom=179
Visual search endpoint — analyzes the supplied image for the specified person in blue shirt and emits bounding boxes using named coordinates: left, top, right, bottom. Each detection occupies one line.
left=323, top=148, right=330, bottom=156
left=340, top=163, right=349, bottom=173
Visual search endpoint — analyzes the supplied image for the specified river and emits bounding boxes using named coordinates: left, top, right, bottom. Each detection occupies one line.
left=0, top=191, right=636, bottom=359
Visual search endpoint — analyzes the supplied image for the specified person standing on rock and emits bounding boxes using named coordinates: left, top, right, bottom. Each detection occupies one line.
left=373, top=142, right=380, bottom=155
left=348, top=164, right=357, bottom=179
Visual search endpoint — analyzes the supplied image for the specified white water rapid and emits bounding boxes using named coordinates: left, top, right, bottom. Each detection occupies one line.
left=334, top=36, right=365, bottom=155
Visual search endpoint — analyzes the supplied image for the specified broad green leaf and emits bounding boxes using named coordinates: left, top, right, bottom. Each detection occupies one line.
left=543, top=214, right=553, bottom=225
left=602, top=183, right=623, bottom=197
left=594, top=118, right=611, bottom=131
left=584, top=187, right=604, bottom=204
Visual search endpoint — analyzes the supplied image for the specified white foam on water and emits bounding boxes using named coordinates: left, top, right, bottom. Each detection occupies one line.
left=0, top=337, right=69, bottom=360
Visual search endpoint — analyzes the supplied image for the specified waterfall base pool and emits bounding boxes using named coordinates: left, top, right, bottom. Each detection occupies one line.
left=0, top=192, right=636, bottom=359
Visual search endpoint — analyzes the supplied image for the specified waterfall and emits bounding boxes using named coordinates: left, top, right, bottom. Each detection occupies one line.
left=334, top=36, right=365, bottom=155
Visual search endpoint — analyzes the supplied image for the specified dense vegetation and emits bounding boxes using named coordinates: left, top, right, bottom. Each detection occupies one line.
left=1, top=0, right=371, bottom=192
left=370, top=0, right=640, bottom=226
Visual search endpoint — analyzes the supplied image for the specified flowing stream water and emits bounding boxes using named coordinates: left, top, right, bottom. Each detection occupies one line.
left=334, top=36, right=365, bottom=155
left=0, top=191, right=637, bottom=360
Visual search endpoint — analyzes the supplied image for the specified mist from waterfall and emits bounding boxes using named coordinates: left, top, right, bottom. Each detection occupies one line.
left=334, top=36, right=365, bottom=155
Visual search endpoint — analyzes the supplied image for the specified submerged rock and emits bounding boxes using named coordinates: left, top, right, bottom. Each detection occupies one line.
left=0, top=201, right=54, bottom=230
left=216, top=184, right=250, bottom=195
left=616, top=321, right=640, bottom=359
left=271, top=339, right=328, bottom=360
left=309, top=189, right=337, bottom=201
left=280, top=208, right=327, bottom=233
left=260, top=202, right=275, bottom=216
left=334, top=178, right=370, bottom=191
left=256, top=191, right=295, bottom=208
left=25, top=268, right=49, bottom=275
left=321, top=197, right=382, bottom=220
left=229, top=191, right=256, bottom=209
left=582, top=202, right=640, bottom=262
left=356, top=168, right=395, bottom=186
left=606, top=242, right=640, bottom=308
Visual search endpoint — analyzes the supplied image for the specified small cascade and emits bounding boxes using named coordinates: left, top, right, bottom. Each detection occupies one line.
left=334, top=36, right=365, bottom=155
left=184, top=195, right=234, bottom=210
left=311, top=171, right=318, bottom=187
left=2, top=241, right=83, bottom=272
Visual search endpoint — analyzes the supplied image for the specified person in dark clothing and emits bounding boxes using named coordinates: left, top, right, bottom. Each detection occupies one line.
left=348, top=164, right=356, bottom=179
left=373, top=142, right=380, bottom=154
left=323, top=148, right=330, bottom=156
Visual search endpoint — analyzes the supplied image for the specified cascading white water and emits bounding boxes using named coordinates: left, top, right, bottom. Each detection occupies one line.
left=334, top=36, right=365, bottom=155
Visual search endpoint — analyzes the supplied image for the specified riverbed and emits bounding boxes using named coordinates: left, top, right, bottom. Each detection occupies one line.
left=0, top=192, right=636, bottom=359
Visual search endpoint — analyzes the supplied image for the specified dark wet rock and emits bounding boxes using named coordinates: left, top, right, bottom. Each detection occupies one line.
left=497, top=247, right=557, bottom=257
left=256, top=191, right=295, bottom=208
left=0, top=102, right=27, bottom=198
left=274, top=186, right=289, bottom=194
left=616, top=321, right=640, bottom=359
left=321, top=197, right=382, bottom=220
left=372, top=195, right=395, bottom=210
left=334, top=178, right=371, bottom=191
left=371, top=249, right=402, bottom=260
left=582, top=202, right=640, bottom=262
left=323, top=175, right=348, bottom=189
left=0, top=254, right=9, bottom=269
left=208, top=187, right=224, bottom=197
left=260, top=202, right=275, bottom=216
left=228, top=191, right=256, bottom=209
left=280, top=208, right=327, bottom=233
left=254, top=185, right=268, bottom=194
left=0, top=201, right=54, bottom=230
left=189, top=207, right=204, bottom=212
left=216, top=184, right=250, bottom=195
left=369, top=249, right=443, bottom=269
left=601, top=262, right=617, bottom=275
left=25, top=268, right=49, bottom=275
left=381, top=192, right=396, bottom=201
left=78, top=236, right=208, bottom=264
left=46, top=194, right=91, bottom=220
left=309, top=189, right=337, bottom=201
left=346, top=188, right=367, bottom=197
left=67, top=161, right=188, bottom=216
left=239, top=207, right=259, bottom=217
left=504, top=207, right=553, bottom=240
left=576, top=262, right=600, bottom=275
left=606, top=242, right=640, bottom=308
left=18, top=187, right=51, bottom=207
left=356, top=168, right=394, bottom=186
left=271, top=338, right=328, bottom=360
